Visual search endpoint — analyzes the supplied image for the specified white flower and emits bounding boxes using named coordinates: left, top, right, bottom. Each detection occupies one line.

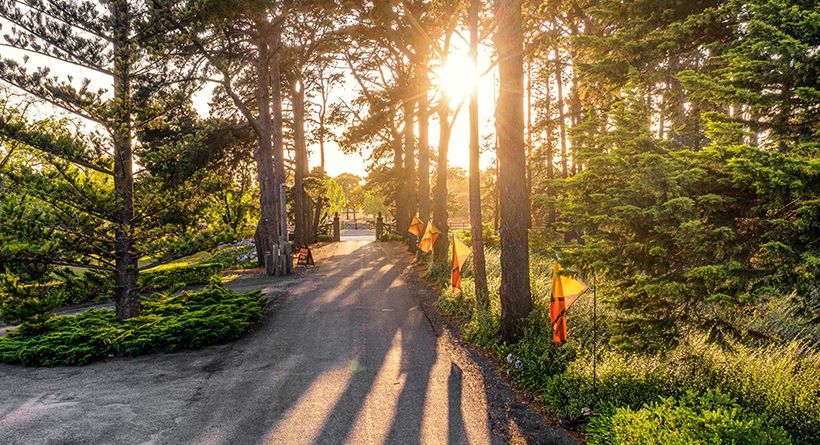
left=514, top=360, right=523, bottom=369
left=581, top=407, right=591, bottom=416
left=506, top=369, right=511, bottom=375
left=506, top=353, right=514, bottom=363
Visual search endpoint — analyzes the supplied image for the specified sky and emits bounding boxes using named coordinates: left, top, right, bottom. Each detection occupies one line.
left=0, top=22, right=501, bottom=182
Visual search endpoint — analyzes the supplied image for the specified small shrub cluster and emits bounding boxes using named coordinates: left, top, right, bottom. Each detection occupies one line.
left=53, top=269, right=113, bottom=305
left=138, top=263, right=224, bottom=291
left=0, top=280, right=266, bottom=366
left=586, top=390, right=792, bottom=445
left=380, top=233, right=403, bottom=242
left=455, top=223, right=500, bottom=249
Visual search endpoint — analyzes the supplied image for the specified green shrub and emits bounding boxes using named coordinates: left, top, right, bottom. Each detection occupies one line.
left=138, top=263, right=224, bottom=291
left=318, top=234, right=334, bottom=242
left=456, top=223, right=500, bottom=249
left=0, top=280, right=266, bottom=367
left=497, top=305, right=576, bottom=391
left=54, top=270, right=113, bottom=305
left=586, top=391, right=792, bottom=445
left=539, top=342, right=820, bottom=445
left=380, top=233, right=403, bottom=242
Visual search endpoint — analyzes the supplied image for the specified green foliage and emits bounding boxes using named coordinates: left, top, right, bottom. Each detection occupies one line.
left=325, top=177, right=347, bottom=217
left=0, top=281, right=266, bottom=367
left=455, top=223, right=500, bottom=249
left=586, top=391, right=792, bottom=445
left=379, top=233, right=404, bottom=242
left=138, top=263, right=224, bottom=291
left=362, top=191, right=388, bottom=218
left=557, top=96, right=820, bottom=352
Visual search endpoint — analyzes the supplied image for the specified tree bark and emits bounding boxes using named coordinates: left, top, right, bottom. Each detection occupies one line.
left=393, top=119, right=406, bottom=234
left=111, top=0, right=139, bottom=320
left=469, top=0, right=489, bottom=305
left=433, top=99, right=451, bottom=264
left=555, top=43, right=568, bottom=181
left=403, top=82, right=416, bottom=236
left=495, top=0, right=531, bottom=343
left=417, top=61, right=430, bottom=227
left=269, top=23, right=290, bottom=269
left=291, top=76, right=309, bottom=245
left=253, top=17, right=281, bottom=267
left=545, top=65, right=556, bottom=225
left=526, top=62, right=533, bottom=229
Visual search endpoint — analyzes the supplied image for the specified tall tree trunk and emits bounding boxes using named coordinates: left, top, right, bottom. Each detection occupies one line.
left=111, top=0, right=139, bottom=319
left=393, top=122, right=405, bottom=232
left=570, top=21, right=582, bottom=176
left=253, top=17, right=281, bottom=267
left=494, top=153, right=499, bottom=233
left=469, top=0, right=489, bottom=305
left=433, top=100, right=451, bottom=264
left=269, top=23, right=289, bottom=268
left=555, top=40, right=572, bottom=243
left=291, top=77, right=309, bottom=245
left=545, top=66, right=556, bottom=225
left=495, top=0, right=532, bottom=343
left=417, top=62, right=430, bottom=226
left=311, top=195, right=323, bottom=243
left=526, top=62, right=533, bottom=229
left=403, top=83, right=416, bottom=235
left=555, top=43, right=568, bottom=180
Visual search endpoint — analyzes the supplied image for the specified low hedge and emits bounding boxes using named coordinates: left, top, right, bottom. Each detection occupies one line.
left=0, top=281, right=266, bottom=367
left=138, top=263, right=224, bottom=291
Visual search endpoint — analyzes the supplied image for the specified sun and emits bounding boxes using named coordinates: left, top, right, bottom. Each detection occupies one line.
left=439, top=53, right=478, bottom=100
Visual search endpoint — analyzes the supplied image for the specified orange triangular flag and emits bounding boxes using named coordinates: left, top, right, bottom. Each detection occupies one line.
left=408, top=216, right=424, bottom=237
left=451, top=234, right=472, bottom=291
left=550, top=261, right=588, bottom=345
left=417, top=222, right=440, bottom=254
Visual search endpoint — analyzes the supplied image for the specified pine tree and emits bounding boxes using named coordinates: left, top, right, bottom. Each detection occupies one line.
left=0, top=0, right=200, bottom=318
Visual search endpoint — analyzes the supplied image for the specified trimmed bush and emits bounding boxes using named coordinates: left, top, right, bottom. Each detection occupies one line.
left=586, top=391, right=792, bottom=445
left=138, top=263, right=224, bottom=291
left=0, top=281, right=266, bottom=366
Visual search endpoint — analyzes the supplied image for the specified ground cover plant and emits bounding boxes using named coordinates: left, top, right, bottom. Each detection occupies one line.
left=138, top=263, right=225, bottom=291
left=0, top=279, right=266, bottom=367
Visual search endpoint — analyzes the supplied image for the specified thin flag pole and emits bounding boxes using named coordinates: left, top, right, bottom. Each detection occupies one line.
left=592, top=272, right=597, bottom=410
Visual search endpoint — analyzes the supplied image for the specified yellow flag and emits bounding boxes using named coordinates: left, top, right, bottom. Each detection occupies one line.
left=451, top=234, right=472, bottom=291
left=417, top=222, right=440, bottom=254
left=408, top=216, right=424, bottom=237
left=551, top=261, right=588, bottom=345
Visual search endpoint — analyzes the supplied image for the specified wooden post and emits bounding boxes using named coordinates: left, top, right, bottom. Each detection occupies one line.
left=265, top=251, right=275, bottom=276
left=333, top=212, right=341, bottom=241
left=376, top=212, right=384, bottom=240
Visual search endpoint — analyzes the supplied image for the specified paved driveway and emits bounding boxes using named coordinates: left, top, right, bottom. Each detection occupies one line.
left=0, top=241, right=505, bottom=445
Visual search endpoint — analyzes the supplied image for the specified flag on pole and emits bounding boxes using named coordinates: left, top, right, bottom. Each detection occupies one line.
left=451, top=234, right=472, bottom=291
left=550, top=260, right=588, bottom=345
left=417, top=222, right=440, bottom=254
left=408, top=216, right=424, bottom=237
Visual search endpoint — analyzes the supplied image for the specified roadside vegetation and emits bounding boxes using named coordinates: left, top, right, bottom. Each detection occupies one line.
left=0, top=280, right=266, bottom=367
left=427, top=241, right=820, bottom=445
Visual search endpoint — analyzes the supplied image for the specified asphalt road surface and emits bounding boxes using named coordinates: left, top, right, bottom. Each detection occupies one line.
left=340, top=228, right=377, bottom=242
left=0, top=239, right=506, bottom=445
